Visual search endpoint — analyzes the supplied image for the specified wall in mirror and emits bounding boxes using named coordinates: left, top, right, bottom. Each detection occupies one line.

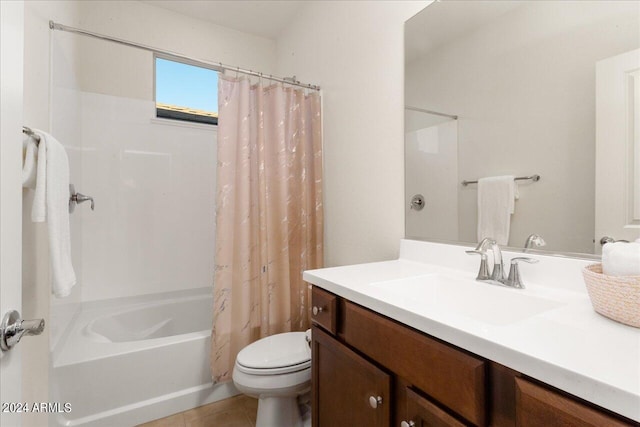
left=405, top=0, right=640, bottom=256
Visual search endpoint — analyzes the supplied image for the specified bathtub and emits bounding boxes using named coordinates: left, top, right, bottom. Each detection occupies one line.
left=51, top=287, right=237, bottom=427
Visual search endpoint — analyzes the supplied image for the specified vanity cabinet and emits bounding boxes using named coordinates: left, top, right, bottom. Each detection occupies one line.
left=311, top=287, right=637, bottom=427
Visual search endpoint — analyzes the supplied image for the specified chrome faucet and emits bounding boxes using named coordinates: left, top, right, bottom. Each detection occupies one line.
left=523, top=234, right=546, bottom=252
left=467, top=238, right=538, bottom=288
left=69, top=184, right=95, bottom=213
left=475, top=238, right=505, bottom=282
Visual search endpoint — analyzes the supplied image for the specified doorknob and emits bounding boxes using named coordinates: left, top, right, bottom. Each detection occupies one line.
left=600, top=236, right=630, bottom=246
left=0, top=310, right=45, bottom=351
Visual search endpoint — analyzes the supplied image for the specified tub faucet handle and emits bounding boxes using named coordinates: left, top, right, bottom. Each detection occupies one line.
left=69, top=184, right=95, bottom=213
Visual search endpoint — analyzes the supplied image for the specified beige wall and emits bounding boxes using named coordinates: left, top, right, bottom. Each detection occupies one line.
left=276, top=1, right=430, bottom=266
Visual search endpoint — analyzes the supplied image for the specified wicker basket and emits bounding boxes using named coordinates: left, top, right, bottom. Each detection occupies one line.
left=582, top=264, right=640, bottom=328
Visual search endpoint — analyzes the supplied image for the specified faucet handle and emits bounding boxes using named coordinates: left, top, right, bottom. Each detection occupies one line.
left=505, top=257, right=539, bottom=289
left=466, top=250, right=490, bottom=280
left=524, top=234, right=546, bottom=252
left=69, top=184, right=95, bottom=213
left=510, top=257, right=539, bottom=264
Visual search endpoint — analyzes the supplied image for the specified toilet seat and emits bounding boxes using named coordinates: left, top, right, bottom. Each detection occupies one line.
left=235, top=331, right=311, bottom=376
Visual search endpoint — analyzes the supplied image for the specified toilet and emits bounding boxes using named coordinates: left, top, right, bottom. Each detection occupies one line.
left=232, top=331, right=312, bottom=427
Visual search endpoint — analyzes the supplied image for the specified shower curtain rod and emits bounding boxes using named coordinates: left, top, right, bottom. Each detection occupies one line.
left=48, top=20, right=321, bottom=91
left=405, top=105, right=458, bottom=120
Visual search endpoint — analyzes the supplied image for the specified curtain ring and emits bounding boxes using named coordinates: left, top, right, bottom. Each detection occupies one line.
left=235, top=66, right=239, bottom=78
left=258, top=72, right=263, bottom=86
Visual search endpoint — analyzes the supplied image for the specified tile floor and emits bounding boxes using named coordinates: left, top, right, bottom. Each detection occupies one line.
left=138, top=395, right=258, bottom=427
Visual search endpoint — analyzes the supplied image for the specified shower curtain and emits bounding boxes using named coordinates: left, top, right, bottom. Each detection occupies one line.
left=211, top=74, right=323, bottom=382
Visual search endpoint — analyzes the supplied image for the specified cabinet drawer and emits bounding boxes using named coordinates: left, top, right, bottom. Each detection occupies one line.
left=515, top=377, right=633, bottom=427
left=311, top=287, right=337, bottom=335
left=404, top=387, right=468, bottom=427
left=343, top=301, right=486, bottom=426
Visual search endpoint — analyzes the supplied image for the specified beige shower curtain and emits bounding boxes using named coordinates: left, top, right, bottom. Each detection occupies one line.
left=211, top=75, right=323, bottom=382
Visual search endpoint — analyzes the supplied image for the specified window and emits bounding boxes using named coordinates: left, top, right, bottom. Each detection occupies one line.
left=155, top=56, right=219, bottom=125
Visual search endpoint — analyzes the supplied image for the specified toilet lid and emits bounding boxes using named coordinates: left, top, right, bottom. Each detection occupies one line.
left=236, top=332, right=311, bottom=373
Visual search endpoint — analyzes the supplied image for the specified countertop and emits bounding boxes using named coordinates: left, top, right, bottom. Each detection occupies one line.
left=303, top=240, right=640, bottom=422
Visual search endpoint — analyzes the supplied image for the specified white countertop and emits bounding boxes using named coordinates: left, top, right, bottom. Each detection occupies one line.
left=303, top=240, right=640, bottom=422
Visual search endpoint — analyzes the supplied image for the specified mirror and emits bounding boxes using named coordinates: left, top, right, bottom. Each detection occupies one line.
left=405, top=1, right=640, bottom=256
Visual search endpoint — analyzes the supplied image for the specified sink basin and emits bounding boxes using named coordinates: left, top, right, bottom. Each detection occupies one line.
left=370, top=274, right=564, bottom=326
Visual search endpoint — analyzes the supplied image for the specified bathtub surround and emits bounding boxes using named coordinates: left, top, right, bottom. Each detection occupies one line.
left=212, top=75, right=323, bottom=382
left=405, top=115, right=459, bottom=241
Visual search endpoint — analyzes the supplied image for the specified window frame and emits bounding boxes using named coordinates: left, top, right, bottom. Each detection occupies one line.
left=153, top=53, right=222, bottom=126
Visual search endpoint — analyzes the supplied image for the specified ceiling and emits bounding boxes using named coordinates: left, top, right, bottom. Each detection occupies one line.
left=141, top=1, right=305, bottom=39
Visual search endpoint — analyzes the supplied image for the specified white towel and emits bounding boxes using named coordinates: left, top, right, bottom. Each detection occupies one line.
left=25, top=130, right=77, bottom=297
left=477, top=175, right=516, bottom=246
left=602, top=242, right=640, bottom=276
left=22, top=137, right=47, bottom=221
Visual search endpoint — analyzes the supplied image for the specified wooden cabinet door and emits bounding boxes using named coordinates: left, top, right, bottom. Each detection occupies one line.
left=515, top=378, right=633, bottom=427
left=403, top=388, right=468, bottom=427
left=312, top=325, right=392, bottom=427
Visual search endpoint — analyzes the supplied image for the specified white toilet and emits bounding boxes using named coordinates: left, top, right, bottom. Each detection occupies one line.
left=232, top=331, right=312, bottom=427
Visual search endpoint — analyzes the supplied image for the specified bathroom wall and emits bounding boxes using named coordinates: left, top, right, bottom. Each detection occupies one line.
left=276, top=1, right=431, bottom=267
left=405, top=1, right=640, bottom=253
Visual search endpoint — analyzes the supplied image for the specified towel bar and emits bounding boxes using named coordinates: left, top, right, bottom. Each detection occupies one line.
left=22, top=126, right=41, bottom=144
left=462, top=174, right=540, bottom=186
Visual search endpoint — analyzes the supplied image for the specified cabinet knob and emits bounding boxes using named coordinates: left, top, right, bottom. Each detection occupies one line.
left=401, top=422, right=416, bottom=427
left=368, top=395, right=383, bottom=409
left=312, top=306, right=324, bottom=316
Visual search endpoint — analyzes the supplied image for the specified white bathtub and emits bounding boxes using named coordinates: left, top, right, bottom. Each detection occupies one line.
left=51, top=288, right=237, bottom=427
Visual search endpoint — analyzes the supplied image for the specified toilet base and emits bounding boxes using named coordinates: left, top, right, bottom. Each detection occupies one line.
left=256, top=396, right=302, bottom=427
